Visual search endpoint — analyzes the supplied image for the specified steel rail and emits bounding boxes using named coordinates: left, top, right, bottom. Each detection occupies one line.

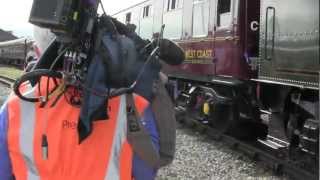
left=0, top=75, right=15, bottom=87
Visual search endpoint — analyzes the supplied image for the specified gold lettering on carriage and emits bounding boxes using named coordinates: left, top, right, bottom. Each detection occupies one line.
left=185, top=49, right=213, bottom=59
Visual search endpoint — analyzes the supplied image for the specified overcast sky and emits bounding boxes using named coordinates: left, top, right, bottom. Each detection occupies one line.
left=0, top=0, right=142, bottom=38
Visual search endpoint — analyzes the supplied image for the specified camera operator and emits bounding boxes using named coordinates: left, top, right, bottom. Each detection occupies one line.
left=0, top=0, right=185, bottom=178
left=0, top=23, right=165, bottom=180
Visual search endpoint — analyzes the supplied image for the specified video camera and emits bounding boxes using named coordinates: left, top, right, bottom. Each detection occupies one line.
left=15, top=0, right=184, bottom=142
left=25, top=0, right=184, bottom=97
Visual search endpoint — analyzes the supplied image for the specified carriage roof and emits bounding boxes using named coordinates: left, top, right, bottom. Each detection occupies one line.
left=0, top=38, right=34, bottom=47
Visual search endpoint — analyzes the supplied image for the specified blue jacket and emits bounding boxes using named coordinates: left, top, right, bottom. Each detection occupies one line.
left=0, top=102, right=159, bottom=180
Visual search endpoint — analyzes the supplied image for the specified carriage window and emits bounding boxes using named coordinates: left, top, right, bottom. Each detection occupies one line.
left=192, top=0, right=209, bottom=37
left=217, top=0, right=231, bottom=27
left=171, top=0, right=176, bottom=10
left=125, top=12, right=131, bottom=24
left=166, top=0, right=183, bottom=11
left=166, top=0, right=176, bottom=11
left=143, top=5, right=152, bottom=18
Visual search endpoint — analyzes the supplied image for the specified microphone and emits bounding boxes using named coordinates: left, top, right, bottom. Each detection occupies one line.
left=158, top=39, right=184, bottom=65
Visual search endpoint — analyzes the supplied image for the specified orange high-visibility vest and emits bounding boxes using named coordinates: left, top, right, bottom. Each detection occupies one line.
left=7, top=82, right=148, bottom=180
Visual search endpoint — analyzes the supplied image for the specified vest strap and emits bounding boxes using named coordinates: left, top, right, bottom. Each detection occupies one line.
left=151, top=78, right=176, bottom=166
left=126, top=94, right=160, bottom=168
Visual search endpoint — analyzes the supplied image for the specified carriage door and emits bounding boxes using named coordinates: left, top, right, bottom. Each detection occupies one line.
left=244, top=0, right=260, bottom=70
left=162, top=0, right=183, bottom=39
left=260, top=0, right=319, bottom=88
left=190, top=0, right=213, bottom=67
left=140, top=4, right=154, bottom=39
left=192, top=0, right=210, bottom=38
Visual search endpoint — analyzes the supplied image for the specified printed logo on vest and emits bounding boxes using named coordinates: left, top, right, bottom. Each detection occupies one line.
left=62, top=120, right=77, bottom=130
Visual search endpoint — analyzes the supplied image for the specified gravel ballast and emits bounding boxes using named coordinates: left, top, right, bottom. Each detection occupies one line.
left=156, top=125, right=288, bottom=180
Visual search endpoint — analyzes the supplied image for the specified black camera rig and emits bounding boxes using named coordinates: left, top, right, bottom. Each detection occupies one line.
left=15, top=0, right=184, bottom=142
left=27, top=0, right=100, bottom=90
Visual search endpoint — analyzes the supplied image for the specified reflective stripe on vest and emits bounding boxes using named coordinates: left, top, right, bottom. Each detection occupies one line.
left=19, top=87, right=39, bottom=179
left=105, top=95, right=127, bottom=180
left=7, top=81, right=149, bottom=180
left=8, top=86, right=40, bottom=180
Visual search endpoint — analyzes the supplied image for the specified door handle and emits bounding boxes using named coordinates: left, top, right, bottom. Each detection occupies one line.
left=264, top=6, right=276, bottom=61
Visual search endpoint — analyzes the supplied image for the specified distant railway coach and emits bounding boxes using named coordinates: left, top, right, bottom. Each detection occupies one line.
left=114, top=0, right=319, bottom=178
left=0, top=38, right=34, bottom=67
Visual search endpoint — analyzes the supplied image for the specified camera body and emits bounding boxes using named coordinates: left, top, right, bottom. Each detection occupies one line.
left=29, top=0, right=98, bottom=41
left=29, top=0, right=75, bottom=31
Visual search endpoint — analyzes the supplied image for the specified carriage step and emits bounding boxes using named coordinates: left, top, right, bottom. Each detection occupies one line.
left=258, top=136, right=288, bottom=158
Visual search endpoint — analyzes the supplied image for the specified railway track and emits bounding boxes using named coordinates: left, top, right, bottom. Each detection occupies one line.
left=175, top=107, right=318, bottom=180
left=0, top=75, right=15, bottom=87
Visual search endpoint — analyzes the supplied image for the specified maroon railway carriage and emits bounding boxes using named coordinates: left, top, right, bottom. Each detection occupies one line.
left=113, top=0, right=319, bottom=175
left=114, top=0, right=256, bottom=79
